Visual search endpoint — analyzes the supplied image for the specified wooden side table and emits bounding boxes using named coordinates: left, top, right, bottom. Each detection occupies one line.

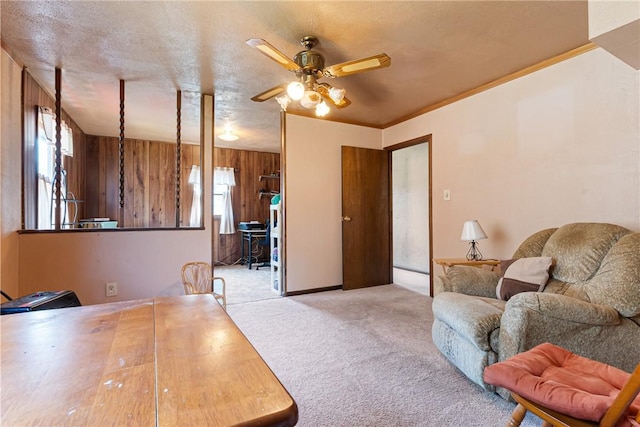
left=434, top=258, right=500, bottom=274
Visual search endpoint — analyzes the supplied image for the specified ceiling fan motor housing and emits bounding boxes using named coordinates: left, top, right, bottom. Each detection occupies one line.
left=294, top=50, right=325, bottom=78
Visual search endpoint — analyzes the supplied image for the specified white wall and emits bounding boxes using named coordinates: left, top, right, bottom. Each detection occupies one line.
left=588, top=0, right=640, bottom=70
left=392, top=143, right=430, bottom=274
left=383, top=48, right=640, bottom=275
left=1, top=49, right=23, bottom=300
left=588, top=0, right=639, bottom=37
left=18, top=229, right=211, bottom=304
left=285, top=116, right=382, bottom=292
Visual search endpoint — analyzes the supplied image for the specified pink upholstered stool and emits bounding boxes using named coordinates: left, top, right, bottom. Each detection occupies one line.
left=484, top=343, right=640, bottom=427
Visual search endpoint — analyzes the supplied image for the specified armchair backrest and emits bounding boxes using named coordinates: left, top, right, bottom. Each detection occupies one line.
left=512, top=223, right=640, bottom=317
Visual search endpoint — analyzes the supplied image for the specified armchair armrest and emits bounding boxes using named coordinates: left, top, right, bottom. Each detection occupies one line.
left=434, top=266, right=500, bottom=298
left=506, top=292, right=620, bottom=326
left=498, top=292, right=637, bottom=373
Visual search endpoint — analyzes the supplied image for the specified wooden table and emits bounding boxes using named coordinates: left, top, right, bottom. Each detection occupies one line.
left=1, top=295, right=298, bottom=426
left=434, top=258, right=501, bottom=274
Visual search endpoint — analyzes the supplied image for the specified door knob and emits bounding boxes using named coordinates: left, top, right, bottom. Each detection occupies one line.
left=343, top=216, right=352, bottom=222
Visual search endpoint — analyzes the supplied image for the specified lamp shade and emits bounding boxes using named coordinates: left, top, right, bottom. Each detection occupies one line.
left=328, top=87, right=346, bottom=103
left=461, top=220, right=487, bottom=241
left=286, top=81, right=304, bottom=100
left=315, top=101, right=330, bottom=117
left=275, top=94, right=290, bottom=111
left=300, top=90, right=322, bottom=109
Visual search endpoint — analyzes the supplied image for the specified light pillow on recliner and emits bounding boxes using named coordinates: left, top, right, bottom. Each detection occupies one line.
left=496, top=257, right=553, bottom=300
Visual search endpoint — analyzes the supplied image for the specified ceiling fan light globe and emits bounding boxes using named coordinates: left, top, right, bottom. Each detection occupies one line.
left=328, top=87, right=346, bottom=103
left=300, top=90, right=322, bottom=109
left=286, top=81, right=305, bottom=100
left=275, top=94, right=291, bottom=111
left=315, top=101, right=330, bottom=117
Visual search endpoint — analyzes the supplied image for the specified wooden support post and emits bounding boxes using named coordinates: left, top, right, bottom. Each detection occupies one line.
left=175, top=90, right=182, bottom=227
left=54, top=68, right=62, bottom=231
left=119, top=79, right=125, bottom=226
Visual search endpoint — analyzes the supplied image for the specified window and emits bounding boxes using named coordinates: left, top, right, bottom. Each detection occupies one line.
left=36, top=106, right=75, bottom=229
left=213, top=184, right=225, bottom=217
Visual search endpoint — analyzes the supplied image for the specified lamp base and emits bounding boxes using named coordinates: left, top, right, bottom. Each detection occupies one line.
left=466, top=241, right=483, bottom=261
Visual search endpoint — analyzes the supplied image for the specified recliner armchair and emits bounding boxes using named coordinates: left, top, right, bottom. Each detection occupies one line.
left=431, top=222, right=640, bottom=399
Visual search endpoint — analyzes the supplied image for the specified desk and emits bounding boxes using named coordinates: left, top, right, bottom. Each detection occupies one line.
left=434, top=258, right=500, bottom=274
left=0, top=295, right=298, bottom=427
left=240, top=229, right=267, bottom=269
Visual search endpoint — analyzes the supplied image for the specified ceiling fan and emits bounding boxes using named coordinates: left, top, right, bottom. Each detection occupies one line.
left=246, top=35, right=391, bottom=117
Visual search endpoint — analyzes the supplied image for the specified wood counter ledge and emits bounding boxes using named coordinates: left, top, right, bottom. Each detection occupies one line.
left=1, top=295, right=298, bottom=427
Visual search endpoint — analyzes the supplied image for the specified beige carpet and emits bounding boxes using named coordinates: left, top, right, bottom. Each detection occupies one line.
left=215, top=265, right=281, bottom=306
left=227, top=284, right=538, bottom=427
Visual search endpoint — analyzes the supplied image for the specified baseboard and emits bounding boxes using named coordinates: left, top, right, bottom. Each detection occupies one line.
left=285, top=285, right=342, bottom=296
left=393, top=267, right=431, bottom=297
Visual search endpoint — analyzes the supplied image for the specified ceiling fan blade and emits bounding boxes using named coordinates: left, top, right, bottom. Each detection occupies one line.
left=246, top=38, right=300, bottom=72
left=251, top=84, right=286, bottom=102
left=323, top=53, right=391, bottom=78
left=317, top=83, right=351, bottom=108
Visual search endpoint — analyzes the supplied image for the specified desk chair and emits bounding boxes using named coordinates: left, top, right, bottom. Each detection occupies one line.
left=181, top=262, right=227, bottom=309
left=255, top=220, right=270, bottom=270
left=484, top=343, right=640, bottom=427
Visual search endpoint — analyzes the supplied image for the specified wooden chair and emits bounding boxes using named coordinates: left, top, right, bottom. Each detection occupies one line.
left=508, top=369, right=640, bottom=427
left=181, top=262, right=227, bottom=309
left=484, top=343, right=640, bottom=427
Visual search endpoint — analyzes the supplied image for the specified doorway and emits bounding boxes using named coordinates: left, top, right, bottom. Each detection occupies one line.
left=340, top=135, right=432, bottom=295
left=211, top=149, right=283, bottom=306
left=388, top=136, right=432, bottom=296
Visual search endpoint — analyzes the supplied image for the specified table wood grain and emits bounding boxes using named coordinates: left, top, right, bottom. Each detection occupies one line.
left=1, top=295, right=297, bottom=427
left=154, top=295, right=297, bottom=426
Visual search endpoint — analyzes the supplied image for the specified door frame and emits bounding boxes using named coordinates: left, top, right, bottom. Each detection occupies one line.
left=385, top=134, right=433, bottom=295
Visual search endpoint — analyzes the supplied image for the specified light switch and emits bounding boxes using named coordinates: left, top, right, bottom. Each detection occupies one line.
left=443, top=189, right=451, bottom=201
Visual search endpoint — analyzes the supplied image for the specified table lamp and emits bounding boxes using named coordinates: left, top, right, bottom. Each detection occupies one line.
left=461, top=220, right=487, bottom=260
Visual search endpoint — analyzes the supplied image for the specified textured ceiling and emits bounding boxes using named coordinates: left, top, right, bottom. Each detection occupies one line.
left=1, top=1, right=589, bottom=153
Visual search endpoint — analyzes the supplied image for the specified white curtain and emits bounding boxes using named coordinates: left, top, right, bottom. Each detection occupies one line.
left=214, top=167, right=236, bottom=234
left=37, top=111, right=55, bottom=229
left=37, top=176, right=53, bottom=229
left=188, top=165, right=201, bottom=227
left=37, top=106, right=72, bottom=229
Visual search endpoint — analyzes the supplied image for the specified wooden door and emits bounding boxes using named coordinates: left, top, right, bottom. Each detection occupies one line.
left=341, top=146, right=391, bottom=290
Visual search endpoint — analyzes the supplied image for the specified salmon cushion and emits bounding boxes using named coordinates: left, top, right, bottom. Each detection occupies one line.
left=483, top=343, right=640, bottom=422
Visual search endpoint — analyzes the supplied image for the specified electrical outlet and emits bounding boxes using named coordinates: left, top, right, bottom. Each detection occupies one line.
left=443, top=189, right=451, bottom=201
left=105, top=282, right=118, bottom=297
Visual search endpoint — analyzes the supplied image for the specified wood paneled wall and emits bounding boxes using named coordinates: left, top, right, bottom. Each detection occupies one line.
left=213, top=147, right=280, bottom=265
left=85, top=136, right=200, bottom=228
left=22, top=70, right=87, bottom=229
